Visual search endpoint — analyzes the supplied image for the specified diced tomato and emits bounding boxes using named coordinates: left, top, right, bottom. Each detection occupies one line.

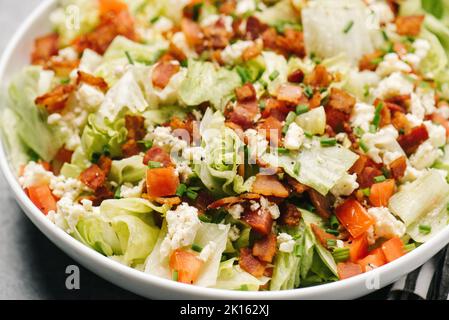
left=349, top=154, right=368, bottom=176
left=251, top=174, right=289, bottom=198
left=27, top=184, right=57, bottom=215
left=242, top=208, right=273, bottom=236
left=336, top=199, right=375, bottom=239
left=146, top=167, right=179, bottom=198
left=337, top=262, right=363, bottom=280
left=143, top=146, right=173, bottom=167
left=369, top=179, right=396, bottom=207
left=349, top=234, right=369, bottom=263
left=152, top=61, right=180, bottom=89
left=79, top=164, right=106, bottom=190
left=38, top=161, right=52, bottom=172
left=169, top=249, right=204, bottom=284
left=54, top=147, right=73, bottom=164
left=358, top=248, right=386, bottom=272
left=239, top=248, right=266, bottom=277
left=381, top=237, right=405, bottom=263
left=252, top=234, right=277, bottom=263
left=398, top=124, right=429, bottom=155
left=389, top=156, right=407, bottom=180
left=99, top=0, right=128, bottom=15
left=311, top=224, right=336, bottom=249
left=276, top=84, right=303, bottom=105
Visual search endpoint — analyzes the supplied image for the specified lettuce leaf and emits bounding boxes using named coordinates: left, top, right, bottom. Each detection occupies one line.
left=214, top=258, right=269, bottom=291
left=7, top=66, right=63, bottom=162
left=109, top=155, right=147, bottom=184
left=178, top=60, right=241, bottom=111
left=255, top=0, right=299, bottom=25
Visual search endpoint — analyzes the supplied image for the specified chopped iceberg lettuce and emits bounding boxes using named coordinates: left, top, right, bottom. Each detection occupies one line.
left=215, top=258, right=269, bottom=291
left=109, top=155, right=147, bottom=184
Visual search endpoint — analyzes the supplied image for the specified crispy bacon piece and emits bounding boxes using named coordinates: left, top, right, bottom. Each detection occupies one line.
left=305, top=65, right=332, bottom=88
left=35, top=84, right=75, bottom=114
left=327, top=88, right=356, bottom=113
left=252, top=234, right=277, bottom=263
left=152, top=196, right=182, bottom=206
left=288, top=69, right=305, bottom=83
left=311, top=224, right=337, bottom=249
left=395, top=15, right=425, bottom=36
left=242, top=42, right=262, bottom=61
left=307, top=189, right=331, bottom=219
left=228, top=100, right=259, bottom=130
left=359, top=50, right=383, bottom=71
left=359, top=166, right=383, bottom=189
left=397, top=124, right=429, bottom=155
left=282, top=29, right=306, bottom=57
left=31, top=33, right=59, bottom=65
left=235, top=83, right=257, bottom=102
left=48, top=59, right=80, bottom=78
left=277, top=84, right=303, bottom=105
left=242, top=208, right=273, bottom=236
left=389, top=156, right=407, bottom=180
left=261, top=98, right=291, bottom=121
left=239, top=248, right=266, bottom=278
left=122, top=140, right=141, bottom=158
left=325, top=107, right=349, bottom=133
left=309, top=91, right=322, bottom=109
left=207, top=193, right=261, bottom=209
left=245, top=16, right=268, bottom=40
left=391, top=111, right=412, bottom=134
left=152, top=61, right=180, bottom=89
left=54, top=147, right=73, bottom=164
left=168, top=42, right=187, bottom=62
left=181, top=18, right=204, bottom=50
left=97, top=155, right=112, bottom=176
left=219, top=0, right=236, bottom=15
left=92, top=185, right=114, bottom=206
left=77, top=71, right=108, bottom=92
left=262, top=27, right=305, bottom=58
left=74, top=9, right=137, bottom=54
left=79, top=164, right=106, bottom=191
left=188, top=191, right=214, bottom=214
left=258, top=116, right=283, bottom=145
left=125, top=115, right=146, bottom=141
left=287, top=176, right=309, bottom=194
left=379, top=103, right=392, bottom=127
left=349, top=154, right=369, bottom=176
left=252, top=174, right=289, bottom=198
left=143, top=146, right=173, bottom=167
left=202, top=18, right=231, bottom=50
left=280, top=203, right=301, bottom=227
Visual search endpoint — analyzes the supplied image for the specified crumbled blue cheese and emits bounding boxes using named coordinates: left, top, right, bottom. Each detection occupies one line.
left=284, top=122, right=305, bottom=150
left=350, top=102, right=375, bottom=132
left=220, top=40, right=253, bottom=65
left=171, top=32, right=198, bottom=58
left=228, top=225, right=241, bottom=241
left=19, top=162, right=52, bottom=188
left=38, top=70, right=55, bottom=96
left=367, top=0, right=395, bottom=24
left=277, top=233, right=295, bottom=253
left=424, top=121, right=447, bottom=148
left=373, top=72, right=414, bottom=99
left=260, top=197, right=280, bottom=220
left=77, top=84, right=105, bottom=109
left=404, top=39, right=431, bottom=69
left=362, top=125, right=405, bottom=164
left=367, top=207, right=406, bottom=239
left=330, top=173, right=359, bottom=197
left=410, top=141, right=443, bottom=169
left=236, top=0, right=256, bottom=15
left=245, top=129, right=269, bottom=161
left=120, top=180, right=144, bottom=198
left=401, top=163, right=424, bottom=183
left=147, top=126, right=189, bottom=154
left=376, top=53, right=411, bottom=77
left=160, top=203, right=201, bottom=257
left=228, top=203, right=244, bottom=220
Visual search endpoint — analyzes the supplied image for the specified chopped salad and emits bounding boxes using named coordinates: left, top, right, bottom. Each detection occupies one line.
left=5, top=0, right=449, bottom=291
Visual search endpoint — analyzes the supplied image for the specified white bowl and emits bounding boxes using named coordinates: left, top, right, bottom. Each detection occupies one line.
left=1, top=0, right=448, bottom=300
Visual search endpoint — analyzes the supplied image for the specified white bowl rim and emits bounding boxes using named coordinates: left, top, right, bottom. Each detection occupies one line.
left=1, top=0, right=448, bottom=300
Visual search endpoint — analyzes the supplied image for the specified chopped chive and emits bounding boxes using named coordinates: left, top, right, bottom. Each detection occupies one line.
left=371, top=57, right=383, bottom=65
left=293, top=162, right=301, bottom=176
left=282, top=111, right=297, bottom=134
left=192, top=2, right=203, bottom=21
left=374, top=175, right=386, bottom=183
left=320, top=138, right=337, bottom=147
left=419, top=225, right=432, bottom=235
left=329, top=215, right=340, bottom=229
left=404, top=243, right=416, bottom=253
left=343, top=20, right=354, bottom=34
left=369, top=124, right=377, bottom=133
left=199, top=214, right=212, bottom=223
left=363, top=84, right=370, bottom=98
left=277, top=147, right=289, bottom=154
left=361, top=188, right=371, bottom=196
left=381, top=30, right=389, bottom=41
left=296, top=104, right=309, bottom=115
left=180, top=59, right=188, bottom=68
left=372, top=102, right=384, bottom=129
left=172, top=270, right=179, bottom=281
left=176, top=184, right=187, bottom=197
left=269, top=70, right=280, bottom=81
left=332, top=247, right=349, bottom=262
left=137, top=140, right=153, bottom=149
left=304, top=132, right=314, bottom=138
left=325, top=229, right=339, bottom=236
left=239, top=284, right=249, bottom=291
left=354, top=127, right=365, bottom=138
left=359, top=140, right=369, bottom=152
left=327, top=239, right=337, bottom=248
left=303, top=85, right=313, bottom=98
left=259, top=100, right=266, bottom=110
left=114, top=186, right=122, bottom=199
left=125, top=51, right=134, bottom=65
left=150, top=16, right=160, bottom=24
left=148, top=161, right=163, bottom=169
left=186, top=189, right=199, bottom=200
left=192, top=244, right=203, bottom=252
left=60, top=78, right=70, bottom=84
left=236, top=66, right=251, bottom=83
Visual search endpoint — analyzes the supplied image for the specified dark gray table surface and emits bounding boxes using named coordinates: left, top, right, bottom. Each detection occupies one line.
left=0, top=0, right=387, bottom=300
